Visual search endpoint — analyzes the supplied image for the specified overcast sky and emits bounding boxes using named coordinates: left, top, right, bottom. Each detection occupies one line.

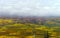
left=0, top=0, right=60, bottom=16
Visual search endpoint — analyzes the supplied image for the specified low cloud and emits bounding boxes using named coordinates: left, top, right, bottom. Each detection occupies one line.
left=0, top=0, right=60, bottom=16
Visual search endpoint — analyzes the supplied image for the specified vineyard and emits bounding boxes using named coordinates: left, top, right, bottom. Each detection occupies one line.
left=0, top=18, right=60, bottom=38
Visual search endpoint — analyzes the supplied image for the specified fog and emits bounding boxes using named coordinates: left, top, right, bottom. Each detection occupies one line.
left=0, top=0, right=60, bottom=16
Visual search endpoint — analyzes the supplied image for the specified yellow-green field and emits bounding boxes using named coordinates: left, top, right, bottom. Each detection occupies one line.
left=0, top=18, right=60, bottom=38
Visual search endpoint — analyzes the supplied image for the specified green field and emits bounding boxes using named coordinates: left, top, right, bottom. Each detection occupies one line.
left=0, top=18, right=60, bottom=38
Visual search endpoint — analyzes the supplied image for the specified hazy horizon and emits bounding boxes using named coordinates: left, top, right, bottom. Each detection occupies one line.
left=0, top=0, right=60, bottom=16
